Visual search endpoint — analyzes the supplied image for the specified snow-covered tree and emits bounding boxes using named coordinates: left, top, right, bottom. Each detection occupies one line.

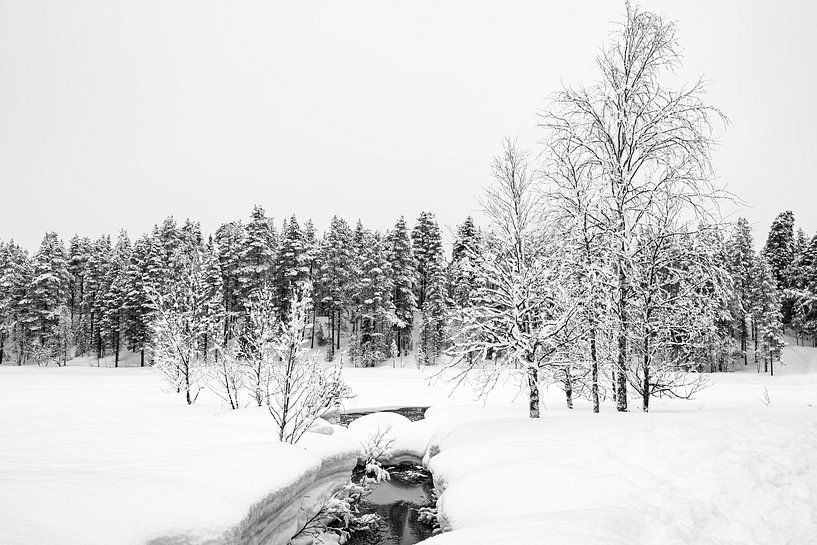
left=264, top=287, right=351, bottom=443
left=418, top=253, right=448, bottom=366
left=752, top=256, right=785, bottom=374
left=763, top=211, right=795, bottom=291
left=351, top=231, right=396, bottom=367
left=316, top=216, right=354, bottom=357
left=239, top=205, right=277, bottom=302
left=240, top=283, right=278, bottom=406
left=540, top=3, right=726, bottom=410
left=447, top=139, right=575, bottom=418
left=411, top=211, right=444, bottom=307
left=386, top=216, right=416, bottom=356
left=0, top=241, right=32, bottom=364
left=726, top=218, right=756, bottom=365
left=213, top=221, right=245, bottom=347
left=149, top=248, right=222, bottom=404
left=276, top=215, right=310, bottom=315
left=24, top=232, right=71, bottom=347
left=449, top=216, right=481, bottom=309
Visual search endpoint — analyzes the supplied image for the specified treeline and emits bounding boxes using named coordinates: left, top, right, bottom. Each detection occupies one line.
left=0, top=206, right=473, bottom=368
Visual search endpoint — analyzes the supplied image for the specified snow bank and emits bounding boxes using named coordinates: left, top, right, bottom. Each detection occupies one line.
left=424, top=407, right=817, bottom=544
left=0, top=366, right=359, bottom=545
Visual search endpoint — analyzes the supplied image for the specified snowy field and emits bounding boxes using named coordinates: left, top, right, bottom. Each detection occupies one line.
left=1, top=338, right=816, bottom=545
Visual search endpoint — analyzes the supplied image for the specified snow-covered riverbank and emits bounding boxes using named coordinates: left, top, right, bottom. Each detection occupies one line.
left=0, top=366, right=361, bottom=545
left=2, top=338, right=816, bottom=545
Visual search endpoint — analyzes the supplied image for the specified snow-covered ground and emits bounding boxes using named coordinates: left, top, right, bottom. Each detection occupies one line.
left=0, top=367, right=361, bottom=545
left=1, top=336, right=815, bottom=544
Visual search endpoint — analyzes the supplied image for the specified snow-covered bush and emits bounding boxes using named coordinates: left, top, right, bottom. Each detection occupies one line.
left=265, top=287, right=353, bottom=443
left=206, top=343, right=243, bottom=410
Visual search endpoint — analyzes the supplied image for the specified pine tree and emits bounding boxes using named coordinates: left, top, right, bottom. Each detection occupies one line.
left=4, top=244, right=34, bottom=363
left=752, top=256, right=785, bottom=373
left=411, top=211, right=444, bottom=307
left=791, top=234, right=817, bottom=344
left=727, top=218, right=756, bottom=365
left=276, top=215, right=310, bottom=315
left=418, top=253, right=448, bottom=365
left=67, top=235, right=91, bottom=336
left=99, top=231, right=131, bottom=366
left=0, top=241, right=31, bottom=364
left=763, top=211, right=795, bottom=290
left=83, top=235, right=113, bottom=359
left=24, top=232, right=71, bottom=351
left=317, top=216, right=354, bottom=357
left=124, top=235, right=153, bottom=366
left=450, top=216, right=481, bottom=308
left=214, top=221, right=245, bottom=343
left=239, top=205, right=277, bottom=301
left=352, top=230, right=395, bottom=367
left=386, top=216, right=416, bottom=356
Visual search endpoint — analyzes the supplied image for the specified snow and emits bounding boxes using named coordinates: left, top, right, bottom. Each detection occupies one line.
left=2, top=337, right=816, bottom=545
left=0, top=366, right=359, bottom=545
left=418, top=338, right=817, bottom=545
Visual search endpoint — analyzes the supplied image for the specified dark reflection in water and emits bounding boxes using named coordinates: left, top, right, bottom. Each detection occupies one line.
left=338, top=407, right=428, bottom=427
left=348, top=466, right=435, bottom=545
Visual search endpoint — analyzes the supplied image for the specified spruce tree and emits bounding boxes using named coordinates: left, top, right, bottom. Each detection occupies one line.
left=99, top=231, right=131, bottom=366
left=411, top=211, right=444, bottom=307
left=214, top=221, right=245, bottom=343
left=418, top=253, right=448, bottom=365
left=276, top=214, right=310, bottom=314
left=791, top=234, right=817, bottom=344
left=450, top=216, right=481, bottom=308
left=763, top=211, right=795, bottom=290
left=317, top=216, right=354, bottom=356
left=353, top=230, right=395, bottom=366
left=726, top=218, right=756, bottom=365
left=387, top=216, right=416, bottom=356
left=751, top=256, right=785, bottom=373
left=25, top=232, right=71, bottom=351
left=124, top=235, right=153, bottom=366
left=83, top=236, right=113, bottom=358
left=239, top=205, right=277, bottom=301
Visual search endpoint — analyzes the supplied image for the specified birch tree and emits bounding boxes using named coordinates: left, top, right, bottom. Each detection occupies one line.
left=447, top=139, right=575, bottom=418
left=540, top=2, right=727, bottom=410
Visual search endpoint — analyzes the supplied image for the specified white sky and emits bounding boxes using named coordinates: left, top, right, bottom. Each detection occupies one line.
left=1, top=1, right=815, bottom=250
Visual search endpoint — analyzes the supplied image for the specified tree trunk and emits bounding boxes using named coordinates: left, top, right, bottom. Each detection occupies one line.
left=564, top=368, right=573, bottom=409
left=642, top=337, right=650, bottom=412
left=329, top=305, right=335, bottom=357
left=311, top=308, right=316, bottom=349
left=140, top=347, right=145, bottom=367
left=114, top=332, right=120, bottom=367
left=589, top=327, right=599, bottom=413
left=741, top=314, right=747, bottom=365
left=336, top=308, right=342, bottom=350
left=770, top=355, right=774, bottom=376
left=616, top=327, right=628, bottom=412
left=527, top=364, right=540, bottom=418
left=0, top=336, right=4, bottom=365
left=616, top=265, right=628, bottom=412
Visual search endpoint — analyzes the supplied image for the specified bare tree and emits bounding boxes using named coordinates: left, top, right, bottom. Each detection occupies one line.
left=240, top=284, right=278, bottom=407
left=149, top=251, right=221, bottom=405
left=264, top=286, right=352, bottom=443
left=540, top=2, right=727, bottom=411
left=446, top=139, right=576, bottom=418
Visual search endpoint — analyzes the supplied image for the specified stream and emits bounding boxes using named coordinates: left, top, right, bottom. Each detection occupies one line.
left=341, top=407, right=436, bottom=545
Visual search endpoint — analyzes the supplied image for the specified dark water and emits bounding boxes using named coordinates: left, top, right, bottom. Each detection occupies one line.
left=340, top=407, right=436, bottom=545
left=338, top=406, right=429, bottom=427
left=347, top=466, right=436, bottom=545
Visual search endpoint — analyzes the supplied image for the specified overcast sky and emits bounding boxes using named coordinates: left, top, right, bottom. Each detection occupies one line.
left=1, top=0, right=815, bottom=251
